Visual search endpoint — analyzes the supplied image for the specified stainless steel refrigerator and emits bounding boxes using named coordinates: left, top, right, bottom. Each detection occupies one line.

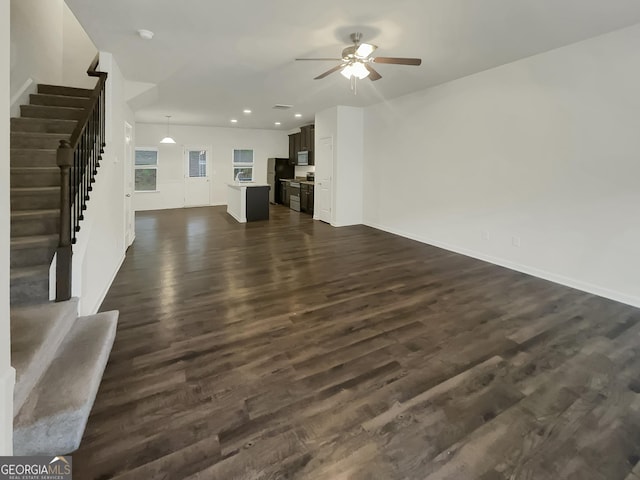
left=267, top=158, right=294, bottom=204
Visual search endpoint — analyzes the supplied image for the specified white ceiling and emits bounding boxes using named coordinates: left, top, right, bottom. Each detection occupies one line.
left=66, top=0, right=640, bottom=130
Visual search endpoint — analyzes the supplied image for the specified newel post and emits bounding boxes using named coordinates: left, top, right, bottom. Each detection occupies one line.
left=56, top=140, right=73, bottom=302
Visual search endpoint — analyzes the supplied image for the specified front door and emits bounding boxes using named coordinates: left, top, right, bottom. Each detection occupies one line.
left=317, top=137, right=333, bottom=224
left=184, top=147, right=211, bottom=207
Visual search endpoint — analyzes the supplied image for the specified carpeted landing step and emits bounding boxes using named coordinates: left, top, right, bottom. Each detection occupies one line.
left=11, top=299, right=79, bottom=414
left=14, top=310, right=119, bottom=456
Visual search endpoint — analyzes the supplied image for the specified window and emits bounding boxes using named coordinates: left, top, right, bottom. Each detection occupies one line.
left=232, top=149, right=253, bottom=182
left=135, top=148, right=158, bottom=191
left=187, top=149, right=208, bottom=177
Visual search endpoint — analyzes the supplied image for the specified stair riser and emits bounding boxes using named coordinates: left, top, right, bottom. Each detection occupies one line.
left=30, top=94, right=91, bottom=109
left=38, top=84, right=94, bottom=98
left=11, top=118, right=77, bottom=134
left=11, top=171, right=60, bottom=188
left=11, top=193, right=60, bottom=211
left=11, top=135, right=69, bottom=149
left=11, top=245, right=56, bottom=269
left=11, top=151, right=57, bottom=167
left=10, top=276, right=49, bottom=305
left=21, top=105, right=85, bottom=121
left=11, top=216, right=60, bottom=237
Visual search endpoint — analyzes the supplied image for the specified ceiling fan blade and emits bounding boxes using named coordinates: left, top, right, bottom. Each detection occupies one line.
left=365, top=64, right=382, bottom=81
left=355, top=43, right=377, bottom=58
left=372, top=57, right=422, bottom=66
left=314, top=64, right=344, bottom=80
left=296, top=58, right=342, bottom=61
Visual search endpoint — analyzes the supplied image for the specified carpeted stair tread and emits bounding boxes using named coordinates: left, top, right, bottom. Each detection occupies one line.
left=11, top=132, right=70, bottom=149
left=11, top=117, right=77, bottom=134
left=10, top=265, right=49, bottom=281
left=10, top=266, right=49, bottom=304
left=11, top=186, right=59, bottom=193
left=38, top=84, right=94, bottom=98
left=14, top=310, right=118, bottom=455
left=21, top=105, right=85, bottom=121
left=10, top=234, right=58, bottom=249
left=11, top=209, right=60, bottom=237
left=11, top=299, right=79, bottom=415
left=29, top=93, right=91, bottom=109
left=11, top=209, right=59, bottom=219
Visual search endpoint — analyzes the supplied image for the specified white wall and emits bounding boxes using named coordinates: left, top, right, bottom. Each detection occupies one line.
left=364, top=24, right=640, bottom=308
left=134, top=124, right=287, bottom=211
left=10, top=0, right=96, bottom=115
left=10, top=0, right=63, bottom=109
left=1, top=0, right=15, bottom=455
left=334, top=106, right=364, bottom=227
left=314, top=106, right=364, bottom=227
left=69, top=52, right=134, bottom=315
left=62, top=2, right=97, bottom=89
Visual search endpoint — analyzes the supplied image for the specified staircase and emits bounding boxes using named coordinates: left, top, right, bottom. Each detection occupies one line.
left=9, top=72, right=118, bottom=454
left=10, top=84, right=94, bottom=305
left=11, top=299, right=118, bottom=455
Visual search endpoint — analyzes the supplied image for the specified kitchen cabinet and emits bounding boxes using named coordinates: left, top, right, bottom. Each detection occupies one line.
left=308, top=184, right=314, bottom=214
left=280, top=180, right=290, bottom=206
left=288, top=134, right=295, bottom=162
left=300, top=183, right=314, bottom=215
left=289, top=124, right=315, bottom=165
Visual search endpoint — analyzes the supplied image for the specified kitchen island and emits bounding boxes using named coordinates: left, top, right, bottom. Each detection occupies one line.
left=226, top=183, right=270, bottom=223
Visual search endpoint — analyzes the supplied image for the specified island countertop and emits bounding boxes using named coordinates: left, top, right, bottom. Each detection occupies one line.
left=227, top=182, right=269, bottom=189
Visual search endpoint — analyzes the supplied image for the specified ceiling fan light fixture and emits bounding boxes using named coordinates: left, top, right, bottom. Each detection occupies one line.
left=355, top=43, right=375, bottom=58
left=342, top=61, right=370, bottom=80
left=160, top=115, right=176, bottom=144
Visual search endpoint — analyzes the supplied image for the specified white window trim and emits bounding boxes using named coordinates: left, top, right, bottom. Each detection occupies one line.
left=135, top=147, right=159, bottom=193
left=232, top=148, right=254, bottom=182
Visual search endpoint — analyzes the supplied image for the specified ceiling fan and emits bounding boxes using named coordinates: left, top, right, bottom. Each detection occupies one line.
left=296, top=32, right=422, bottom=82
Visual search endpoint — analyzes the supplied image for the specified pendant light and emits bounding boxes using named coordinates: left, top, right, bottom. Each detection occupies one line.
left=160, top=115, right=176, bottom=144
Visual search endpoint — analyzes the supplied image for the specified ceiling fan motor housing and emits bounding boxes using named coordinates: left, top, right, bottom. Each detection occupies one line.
left=342, top=45, right=358, bottom=60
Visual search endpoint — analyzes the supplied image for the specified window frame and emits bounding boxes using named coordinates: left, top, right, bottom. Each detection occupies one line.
left=232, top=148, right=254, bottom=182
left=134, top=147, right=159, bottom=193
left=184, top=146, right=211, bottom=179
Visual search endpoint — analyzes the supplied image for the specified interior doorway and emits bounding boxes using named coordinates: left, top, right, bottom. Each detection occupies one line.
left=124, top=121, right=135, bottom=247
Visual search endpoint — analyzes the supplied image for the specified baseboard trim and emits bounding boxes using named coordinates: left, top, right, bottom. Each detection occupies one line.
left=10, top=78, right=36, bottom=118
left=0, top=366, right=16, bottom=455
left=365, top=221, right=640, bottom=309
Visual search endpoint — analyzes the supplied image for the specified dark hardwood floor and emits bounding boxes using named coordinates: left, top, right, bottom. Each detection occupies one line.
left=73, top=205, right=640, bottom=480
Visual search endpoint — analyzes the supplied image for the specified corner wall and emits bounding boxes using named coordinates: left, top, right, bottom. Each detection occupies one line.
left=133, top=123, right=287, bottom=211
left=314, top=106, right=364, bottom=227
left=363, top=24, right=640, bottom=307
left=1, top=0, right=16, bottom=455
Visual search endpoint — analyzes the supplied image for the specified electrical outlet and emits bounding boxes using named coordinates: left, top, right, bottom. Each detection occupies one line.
left=481, top=230, right=490, bottom=241
left=512, top=236, right=521, bottom=247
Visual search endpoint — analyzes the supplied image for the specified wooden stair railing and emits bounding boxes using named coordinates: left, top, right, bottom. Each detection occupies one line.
left=56, top=54, right=108, bottom=302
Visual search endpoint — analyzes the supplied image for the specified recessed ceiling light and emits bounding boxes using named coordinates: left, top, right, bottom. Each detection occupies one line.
left=231, top=119, right=238, bottom=123
left=274, top=122, right=281, bottom=126
left=137, top=29, right=154, bottom=40
left=295, top=113, right=302, bottom=118
left=243, top=109, right=252, bottom=114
